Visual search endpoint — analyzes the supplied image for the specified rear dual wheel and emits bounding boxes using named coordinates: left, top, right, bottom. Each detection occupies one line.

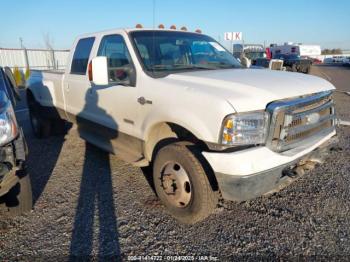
left=29, top=109, right=50, bottom=138
left=153, top=142, right=218, bottom=224
left=28, top=97, right=65, bottom=138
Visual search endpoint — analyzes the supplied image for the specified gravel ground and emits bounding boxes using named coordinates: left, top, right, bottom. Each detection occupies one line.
left=0, top=66, right=349, bottom=260
left=310, top=65, right=350, bottom=122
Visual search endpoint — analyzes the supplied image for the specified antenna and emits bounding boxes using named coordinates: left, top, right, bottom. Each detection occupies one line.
left=153, top=0, right=156, bottom=28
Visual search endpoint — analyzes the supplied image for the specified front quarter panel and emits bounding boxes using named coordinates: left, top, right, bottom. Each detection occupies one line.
left=137, top=75, right=236, bottom=144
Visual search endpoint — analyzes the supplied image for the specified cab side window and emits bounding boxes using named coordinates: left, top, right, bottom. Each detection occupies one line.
left=70, top=37, right=95, bottom=75
left=97, top=35, right=134, bottom=83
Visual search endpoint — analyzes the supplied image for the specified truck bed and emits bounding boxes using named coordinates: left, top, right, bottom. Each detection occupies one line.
left=31, top=69, right=65, bottom=75
left=27, top=70, right=65, bottom=109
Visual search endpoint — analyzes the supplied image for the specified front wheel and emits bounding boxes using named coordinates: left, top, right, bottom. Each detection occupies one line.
left=153, top=142, right=218, bottom=224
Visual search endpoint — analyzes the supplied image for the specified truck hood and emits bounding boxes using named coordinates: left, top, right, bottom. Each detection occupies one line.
left=165, top=69, right=335, bottom=112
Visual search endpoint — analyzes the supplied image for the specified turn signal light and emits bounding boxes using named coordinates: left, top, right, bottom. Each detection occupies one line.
left=223, top=133, right=232, bottom=142
left=225, top=119, right=234, bottom=129
left=88, top=61, right=93, bottom=81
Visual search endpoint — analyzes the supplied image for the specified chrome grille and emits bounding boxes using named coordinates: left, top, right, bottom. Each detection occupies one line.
left=266, top=91, right=336, bottom=152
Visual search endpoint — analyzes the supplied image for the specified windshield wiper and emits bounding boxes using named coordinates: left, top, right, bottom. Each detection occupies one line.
left=205, top=61, right=237, bottom=69
left=173, top=64, right=216, bottom=70
left=148, top=64, right=216, bottom=71
left=148, top=64, right=172, bottom=70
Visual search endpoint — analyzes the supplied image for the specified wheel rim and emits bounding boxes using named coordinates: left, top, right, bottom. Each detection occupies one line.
left=159, top=161, right=192, bottom=208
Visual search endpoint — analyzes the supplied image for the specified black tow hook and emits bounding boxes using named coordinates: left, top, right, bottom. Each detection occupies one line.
left=282, top=168, right=298, bottom=178
left=284, top=160, right=319, bottom=179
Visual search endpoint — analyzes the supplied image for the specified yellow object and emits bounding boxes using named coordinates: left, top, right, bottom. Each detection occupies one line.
left=225, top=119, right=234, bottom=129
left=13, top=67, right=23, bottom=87
left=25, top=67, right=31, bottom=80
left=223, top=133, right=232, bottom=142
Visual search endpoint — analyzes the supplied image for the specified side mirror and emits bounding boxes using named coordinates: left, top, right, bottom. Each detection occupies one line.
left=89, top=56, right=109, bottom=85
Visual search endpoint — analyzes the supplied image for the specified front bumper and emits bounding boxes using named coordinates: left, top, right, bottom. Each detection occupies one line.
left=203, top=131, right=337, bottom=202
left=0, top=128, right=27, bottom=197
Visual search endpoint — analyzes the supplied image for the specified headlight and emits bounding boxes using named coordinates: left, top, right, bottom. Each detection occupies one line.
left=220, top=111, right=269, bottom=146
left=0, top=102, right=18, bottom=146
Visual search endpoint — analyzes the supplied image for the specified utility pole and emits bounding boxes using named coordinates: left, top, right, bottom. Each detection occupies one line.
left=231, top=38, right=233, bottom=54
left=19, top=37, right=24, bottom=48
left=19, top=37, right=29, bottom=72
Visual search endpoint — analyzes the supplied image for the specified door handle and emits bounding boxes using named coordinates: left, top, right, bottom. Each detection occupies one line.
left=137, top=97, right=152, bottom=105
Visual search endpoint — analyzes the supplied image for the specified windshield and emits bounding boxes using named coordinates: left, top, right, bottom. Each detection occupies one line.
left=274, top=54, right=300, bottom=60
left=130, top=31, right=241, bottom=77
left=274, top=54, right=286, bottom=59
left=245, top=51, right=266, bottom=60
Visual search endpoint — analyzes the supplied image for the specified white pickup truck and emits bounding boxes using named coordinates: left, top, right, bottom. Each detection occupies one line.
left=27, top=28, right=337, bottom=224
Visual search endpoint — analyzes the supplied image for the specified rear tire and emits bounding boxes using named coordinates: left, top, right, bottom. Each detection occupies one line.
left=153, top=142, right=218, bottom=224
left=27, top=94, right=52, bottom=138
left=29, top=108, right=51, bottom=138
left=51, top=118, right=66, bottom=136
left=0, top=172, right=33, bottom=217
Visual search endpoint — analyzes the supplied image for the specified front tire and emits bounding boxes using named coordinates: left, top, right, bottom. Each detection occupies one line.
left=153, top=142, right=218, bottom=224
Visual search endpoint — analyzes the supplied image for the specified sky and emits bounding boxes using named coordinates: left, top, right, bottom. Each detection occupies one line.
left=0, top=0, right=349, bottom=50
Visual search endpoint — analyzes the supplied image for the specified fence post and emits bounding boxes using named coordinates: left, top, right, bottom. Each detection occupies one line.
left=23, top=48, right=29, bottom=70
left=50, top=49, right=57, bottom=70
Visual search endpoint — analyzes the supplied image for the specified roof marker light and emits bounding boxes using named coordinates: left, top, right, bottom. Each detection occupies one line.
left=180, top=26, right=187, bottom=31
left=135, top=24, right=143, bottom=28
left=195, top=29, right=202, bottom=33
left=170, top=25, right=177, bottom=30
left=158, top=24, right=165, bottom=29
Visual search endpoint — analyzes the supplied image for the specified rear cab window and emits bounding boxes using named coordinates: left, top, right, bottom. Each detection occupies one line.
left=70, top=37, right=95, bottom=75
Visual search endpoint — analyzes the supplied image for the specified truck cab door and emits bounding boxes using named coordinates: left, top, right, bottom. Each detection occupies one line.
left=86, top=34, right=140, bottom=158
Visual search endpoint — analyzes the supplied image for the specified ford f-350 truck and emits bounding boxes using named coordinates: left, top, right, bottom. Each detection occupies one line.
left=26, top=28, right=337, bottom=224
